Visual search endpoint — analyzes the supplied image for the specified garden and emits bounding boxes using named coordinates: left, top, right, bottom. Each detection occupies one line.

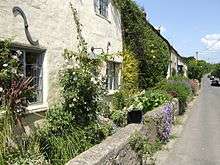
left=0, top=1, right=208, bottom=165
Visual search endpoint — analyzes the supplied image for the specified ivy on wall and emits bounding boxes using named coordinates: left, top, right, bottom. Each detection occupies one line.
left=114, top=0, right=170, bottom=89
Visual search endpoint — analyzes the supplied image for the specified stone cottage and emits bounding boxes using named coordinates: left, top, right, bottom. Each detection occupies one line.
left=167, top=46, right=188, bottom=78
left=0, top=0, right=123, bottom=116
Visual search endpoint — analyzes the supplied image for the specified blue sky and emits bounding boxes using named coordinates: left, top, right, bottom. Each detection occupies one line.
left=135, top=0, right=220, bottom=63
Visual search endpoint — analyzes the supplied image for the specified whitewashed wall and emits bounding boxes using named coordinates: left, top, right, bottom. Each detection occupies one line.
left=0, top=0, right=123, bottom=110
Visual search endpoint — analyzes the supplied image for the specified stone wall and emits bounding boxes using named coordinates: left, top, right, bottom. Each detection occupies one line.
left=66, top=99, right=179, bottom=165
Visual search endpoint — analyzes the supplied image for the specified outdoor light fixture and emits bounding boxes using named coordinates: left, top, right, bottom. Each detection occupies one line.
left=91, top=42, right=111, bottom=54
left=91, top=46, right=104, bottom=53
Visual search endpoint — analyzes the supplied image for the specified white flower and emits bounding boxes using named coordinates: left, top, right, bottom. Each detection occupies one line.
left=3, top=64, right=8, bottom=67
left=19, top=73, right=25, bottom=77
left=0, top=87, right=3, bottom=92
left=16, top=50, right=22, bottom=56
left=11, top=68, right=17, bottom=74
left=91, top=77, right=98, bottom=84
left=12, top=55, right=19, bottom=61
left=73, top=98, right=77, bottom=102
left=67, top=64, right=73, bottom=69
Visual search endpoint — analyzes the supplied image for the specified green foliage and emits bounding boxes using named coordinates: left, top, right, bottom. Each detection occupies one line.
left=128, top=90, right=170, bottom=113
left=112, top=91, right=126, bottom=111
left=187, top=59, right=211, bottom=82
left=110, top=110, right=127, bottom=127
left=3, top=135, right=48, bottom=165
left=38, top=127, right=91, bottom=165
left=121, top=50, right=139, bottom=94
left=211, top=63, right=220, bottom=78
left=129, top=132, right=163, bottom=159
left=60, top=66, right=103, bottom=126
left=115, top=0, right=170, bottom=89
left=0, top=39, right=34, bottom=133
left=0, top=39, right=21, bottom=91
left=156, top=80, right=192, bottom=114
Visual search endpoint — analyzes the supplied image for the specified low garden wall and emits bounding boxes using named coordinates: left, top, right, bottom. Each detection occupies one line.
left=66, top=99, right=179, bottom=165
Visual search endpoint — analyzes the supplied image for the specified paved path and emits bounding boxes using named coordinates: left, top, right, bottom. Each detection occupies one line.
left=162, top=77, right=220, bottom=165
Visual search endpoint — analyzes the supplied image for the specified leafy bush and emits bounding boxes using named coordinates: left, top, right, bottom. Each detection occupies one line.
left=38, top=127, right=91, bottom=165
left=129, top=132, right=163, bottom=159
left=112, top=91, right=126, bottom=111
left=110, top=110, right=127, bottom=127
left=1, top=133, right=48, bottom=165
left=187, top=60, right=211, bottom=82
left=128, top=90, right=170, bottom=113
left=156, top=80, right=192, bottom=114
left=121, top=50, right=139, bottom=94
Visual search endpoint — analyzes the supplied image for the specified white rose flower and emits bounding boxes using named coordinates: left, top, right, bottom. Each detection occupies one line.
left=67, top=64, right=73, bottom=69
left=12, top=55, right=19, bottom=61
left=0, top=87, right=3, bottom=92
left=91, top=77, right=98, bottom=84
left=11, top=68, right=17, bottom=74
left=16, top=50, right=22, bottom=56
left=3, top=64, right=8, bottom=67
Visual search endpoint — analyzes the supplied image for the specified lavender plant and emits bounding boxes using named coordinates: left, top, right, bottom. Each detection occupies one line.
left=158, top=103, right=172, bottom=141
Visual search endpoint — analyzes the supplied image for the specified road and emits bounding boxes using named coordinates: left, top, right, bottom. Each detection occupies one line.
left=162, top=77, right=220, bottom=165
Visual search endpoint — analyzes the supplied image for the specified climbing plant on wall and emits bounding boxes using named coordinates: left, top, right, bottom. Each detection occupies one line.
left=114, top=0, right=170, bottom=89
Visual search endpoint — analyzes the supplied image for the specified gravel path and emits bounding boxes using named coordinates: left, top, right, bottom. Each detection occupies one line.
left=161, top=77, right=220, bottom=165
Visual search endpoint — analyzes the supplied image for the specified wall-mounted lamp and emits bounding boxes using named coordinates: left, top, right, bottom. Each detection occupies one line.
left=91, top=46, right=104, bottom=53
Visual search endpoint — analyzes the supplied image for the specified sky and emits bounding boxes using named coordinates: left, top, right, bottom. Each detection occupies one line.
left=135, top=0, right=220, bottom=63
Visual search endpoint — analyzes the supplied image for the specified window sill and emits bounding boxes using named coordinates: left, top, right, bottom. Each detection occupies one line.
left=96, top=13, right=111, bottom=23
left=107, top=89, right=119, bottom=96
left=26, top=104, right=48, bottom=114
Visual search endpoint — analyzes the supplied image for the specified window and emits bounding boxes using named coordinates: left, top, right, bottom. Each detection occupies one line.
left=106, top=61, right=120, bottom=90
left=12, top=49, right=44, bottom=104
left=94, top=0, right=109, bottom=18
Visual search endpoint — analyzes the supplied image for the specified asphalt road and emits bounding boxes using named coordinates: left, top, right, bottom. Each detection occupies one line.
left=162, top=77, right=220, bottom=165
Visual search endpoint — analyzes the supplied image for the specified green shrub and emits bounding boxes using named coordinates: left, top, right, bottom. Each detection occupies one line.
left=128, top=90, right=170, bottom=113
left=112, top=91, right=126, bottom=111
left=38, top=127, right=91, bottom=165
left=129, top=132, right=163, bottom=159
left=2, top=134, right=48, bottom=165
left=121, top=50, right=139, bottom=94
left=156, top=80, right=192, bottom=114
left=110, top=110, right=127, bottom=127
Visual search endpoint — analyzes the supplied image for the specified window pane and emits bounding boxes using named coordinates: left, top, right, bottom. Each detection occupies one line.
left=99, top=0, right=108, bottom=17
left=25, top=52, right=43, bottom=103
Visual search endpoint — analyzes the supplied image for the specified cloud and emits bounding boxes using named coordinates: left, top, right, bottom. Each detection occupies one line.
left=159, top=26, right=166, bottom=33
left=201, top=34, right=220, bottom=51
left=155, top=25, right=166, bottom=34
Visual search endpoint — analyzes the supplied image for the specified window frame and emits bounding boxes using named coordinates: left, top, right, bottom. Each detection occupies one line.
left=106, top=61, right=121, bottom=91
left=94, top=0, right=109, bottom=18
left=11, top=45, right=45, bottom=105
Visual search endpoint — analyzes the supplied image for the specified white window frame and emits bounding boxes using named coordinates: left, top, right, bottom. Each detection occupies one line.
left=94, top=0, right=109, bottom=18
left=106, top=61, right=121, bottom=92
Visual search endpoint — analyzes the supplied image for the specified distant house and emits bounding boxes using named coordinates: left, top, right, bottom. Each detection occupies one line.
left=0, top=0, right=123, bottom=114
left=167, top=46, right=188, bottom=78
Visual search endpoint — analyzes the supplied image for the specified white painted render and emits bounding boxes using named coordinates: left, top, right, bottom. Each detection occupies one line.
left=0, top=0, right=123, bottom=109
